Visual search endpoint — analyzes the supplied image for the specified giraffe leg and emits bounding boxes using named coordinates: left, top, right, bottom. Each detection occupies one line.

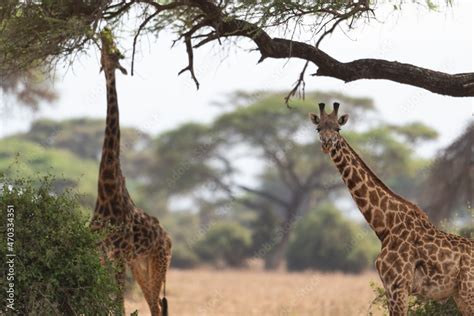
left=376, top=249, right=413, bottom=316
left=385, top=283, right=409, bottom=316
left=130, top=259, right=156, bottom=315
left=453, top=261, right=474, bottom=316
left=149, top=255, right=168, bottom=316
left=114, top=259, right=126, bottom=315
left=454, top=293, right=473, bottom=316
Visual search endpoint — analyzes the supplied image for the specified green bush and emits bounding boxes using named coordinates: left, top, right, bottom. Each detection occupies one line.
left=171, top=244, right=200, bottom=269
left=287, top=204, right=379, bottom=273
left=369, top=282, right=461, bottom=315
left=0, top=175, right=121, bottom=315
left=459, top=226, right=473, bottom=239
left=194, top=222, right=252, bottom=267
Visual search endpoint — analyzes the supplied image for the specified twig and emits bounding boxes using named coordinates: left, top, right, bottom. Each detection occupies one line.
left=284, top=61, right=309, bottom=108
left=178, top=33, right=200, bottom=89
left=131, top=11, right=160, bottom=76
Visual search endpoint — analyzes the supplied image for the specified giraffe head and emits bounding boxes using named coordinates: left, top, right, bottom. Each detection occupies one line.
left=100, top=28, right=127, bottom=75
left=309, top=102, right=349, bottom=153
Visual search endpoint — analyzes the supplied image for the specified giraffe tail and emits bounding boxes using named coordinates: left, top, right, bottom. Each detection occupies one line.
left=161, top=297, right=168, bottom=316
left=161, top=279, right=168, bottom=316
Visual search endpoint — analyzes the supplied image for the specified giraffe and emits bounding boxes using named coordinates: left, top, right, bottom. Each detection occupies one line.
left=308, top=102, right=473, bottom=316
left=89, top=29, right=172, bottom=316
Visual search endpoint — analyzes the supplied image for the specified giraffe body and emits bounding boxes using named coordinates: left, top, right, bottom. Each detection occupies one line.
left=309, top=103, right=473, bottom=316
left=90, top=30, right=171, bottom=316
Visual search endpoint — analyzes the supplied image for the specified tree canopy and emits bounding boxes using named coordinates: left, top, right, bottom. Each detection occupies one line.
left=1, top=0, right=472, bottom=106
left=145, top=91, right=438, bottom=269
left=420, top=122, right=473, bottom=223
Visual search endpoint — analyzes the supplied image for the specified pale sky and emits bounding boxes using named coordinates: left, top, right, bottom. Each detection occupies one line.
left=1, top=1, right=472, bottom=158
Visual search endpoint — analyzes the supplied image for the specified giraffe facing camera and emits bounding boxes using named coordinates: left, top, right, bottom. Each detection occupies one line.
left=309, top=102, right=473, bottom=316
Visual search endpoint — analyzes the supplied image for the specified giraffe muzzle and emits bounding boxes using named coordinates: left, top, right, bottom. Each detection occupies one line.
left=321, top=142, right=331, bottom=153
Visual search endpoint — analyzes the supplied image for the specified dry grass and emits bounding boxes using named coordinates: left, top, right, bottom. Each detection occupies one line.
left=125, top=269, right=385, bottom=316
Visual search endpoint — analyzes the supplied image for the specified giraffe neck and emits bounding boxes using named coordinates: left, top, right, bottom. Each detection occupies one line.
left=100, top=68, right=122, bottom=175
left=95, top=67, right=128, bottom=210
left=329, top=136, right=414, bottom=241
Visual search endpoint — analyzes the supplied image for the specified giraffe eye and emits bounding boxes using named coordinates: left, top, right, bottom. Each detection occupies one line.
left=316, top=128, right=321, bottom=132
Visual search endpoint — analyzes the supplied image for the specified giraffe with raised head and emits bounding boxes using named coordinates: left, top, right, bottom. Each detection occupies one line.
left=90, top=29, right=172, bottom=316
left=309, top=102, right=473, bottom=316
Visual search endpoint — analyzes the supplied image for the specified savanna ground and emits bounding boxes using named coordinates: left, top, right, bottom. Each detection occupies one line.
left=125, top=269, right=385, bottom=316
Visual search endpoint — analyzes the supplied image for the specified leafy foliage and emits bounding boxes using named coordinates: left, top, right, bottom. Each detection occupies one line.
left=287, top=204, right=379, bottom=273
left=0, top=175, right=121, bottom=314
left=369, top=283, right=461, bottom=316
left=0, top=68, right=56, bottom=109
left=0, top=0, right=102, bottom=75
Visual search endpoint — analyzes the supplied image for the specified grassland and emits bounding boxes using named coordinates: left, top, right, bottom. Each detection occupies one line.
left=125, top=269, right=385, bottom=316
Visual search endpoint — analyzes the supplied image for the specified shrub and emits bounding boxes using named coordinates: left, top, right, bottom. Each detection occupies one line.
left=287, top=204, right=379, bottom=273
left=194, top=222, right=252, bottom=267
left=369, top=282, right=461, bottom=315
left=0, top=175, right=121, bottom=315
left=459, top=226, right=473, bottom=239
left=171, top=244, right=200, bottom=269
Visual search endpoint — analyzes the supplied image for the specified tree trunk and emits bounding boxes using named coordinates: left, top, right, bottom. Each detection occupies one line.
left=264, top=227, right=291, bottom=270
left=263, top=207, right=301, bottom=270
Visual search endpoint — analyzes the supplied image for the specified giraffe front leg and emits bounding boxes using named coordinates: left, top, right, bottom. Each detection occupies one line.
left=376, top=250, right=412, bottom=316
left=114, top=259, right=126, bottom=315
left=385, top=283, right=409, bottom=316
left=453, top=259, right=474, bottom=316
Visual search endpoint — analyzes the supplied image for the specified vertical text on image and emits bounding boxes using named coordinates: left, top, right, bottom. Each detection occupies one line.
left=5, top=204, right=15, bottom=311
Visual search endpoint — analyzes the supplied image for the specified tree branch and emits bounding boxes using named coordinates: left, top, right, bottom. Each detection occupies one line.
left=236, top=184, right=290, bottom=209
left=284, top=60, right=308, bottom=108
left=131, top=10, right=160, bottom=76
left=190, top=0, right=474, bottom=97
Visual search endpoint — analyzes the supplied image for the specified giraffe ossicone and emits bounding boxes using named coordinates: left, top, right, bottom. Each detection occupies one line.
left=310, top=102, right=473, bottom=316
left=90, top=29, right=172, bottom=316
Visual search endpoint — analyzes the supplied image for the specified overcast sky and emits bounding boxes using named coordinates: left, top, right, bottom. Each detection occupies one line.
left=1, top=1, right=472, bottom=158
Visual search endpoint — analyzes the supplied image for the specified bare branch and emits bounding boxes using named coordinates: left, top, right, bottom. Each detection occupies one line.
left=236, top=184, right=290, bottom=208
left=103, top=0, right=135, bottom=20
left=284, top=60, right=308, bottom=108
left=131, top=11, right=160, bottom=76
left=178, top=33, right=200, bottom=89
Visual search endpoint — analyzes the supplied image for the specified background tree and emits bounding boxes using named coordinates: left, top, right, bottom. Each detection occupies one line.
left=287, top=203, right=379, bottom=273
left=146, top=91, right=438, bottom=269
left=0, top=68, right=56, bottom=109
left=1, top=0, right=472, bottom=105
left=1, top=90, right=457, bottom=271
left=0, top=138, right=99, bottom=206
left=0, top=118, right=154, bottom=208
left=16, top=118, right=153, bottom=177
left=420, top=123, right=473, bottom=224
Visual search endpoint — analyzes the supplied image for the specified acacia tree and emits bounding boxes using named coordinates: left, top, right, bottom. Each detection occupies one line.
left=420, top=123, right=473, bottom=223
left=147, top=91, right=438, bottom=269
left=1, top=0, right=472, bottom=103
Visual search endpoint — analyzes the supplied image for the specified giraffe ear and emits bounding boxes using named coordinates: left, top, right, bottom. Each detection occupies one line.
left=338, top=114, right=349, bottom=126
left=309, top=112, right=320, bottom=125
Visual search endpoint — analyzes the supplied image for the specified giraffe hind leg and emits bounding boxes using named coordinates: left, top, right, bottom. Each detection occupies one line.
left=130, top=259, right=157, bottom=315
left=148, top=255, right=169, bottom=316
